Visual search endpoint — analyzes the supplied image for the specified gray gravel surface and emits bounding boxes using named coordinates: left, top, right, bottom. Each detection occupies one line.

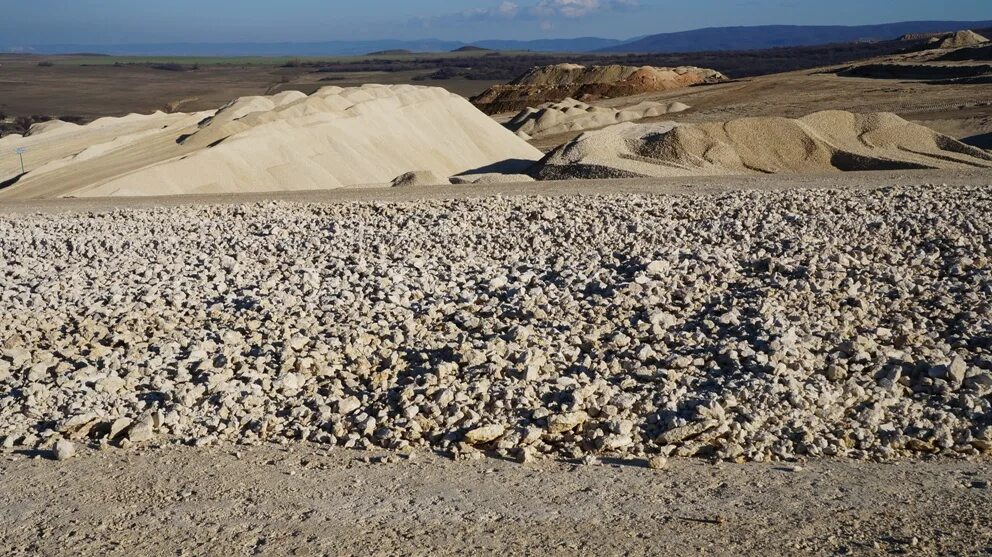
left=2, top=178, right=991, bottom=464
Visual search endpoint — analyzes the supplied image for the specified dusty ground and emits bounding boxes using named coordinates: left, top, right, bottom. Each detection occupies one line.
left=1, top=444, right=990, bottom=556
left=1, top=168, right=988, bottom=215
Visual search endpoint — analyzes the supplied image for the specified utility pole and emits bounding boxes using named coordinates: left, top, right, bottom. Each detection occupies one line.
left=15, top=147, right=26, bottom=174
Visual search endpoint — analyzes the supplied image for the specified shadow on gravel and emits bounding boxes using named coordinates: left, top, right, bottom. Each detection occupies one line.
left=963, top=133, right=992, bottom=150
left=458, top=158, right=538, bottom=176
left=599, top=456, right=651, bottom=468
left=13, top=449, right=51, bottom=460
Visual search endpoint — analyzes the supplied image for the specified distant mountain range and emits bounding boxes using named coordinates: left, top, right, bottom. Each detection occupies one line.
left=471, top=37, right=627, bottom=52
left=9, top=37, right=626, bottom=56
left=11, top=40, right=467, bottom=57
left=598, top=20, right=992, bottom=53
left=7, top=20, right=991, bottom=57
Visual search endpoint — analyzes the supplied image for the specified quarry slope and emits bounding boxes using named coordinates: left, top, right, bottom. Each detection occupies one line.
left=0, top=85, right=543, bottom=199
left=470, top=64, right=726, bottom=115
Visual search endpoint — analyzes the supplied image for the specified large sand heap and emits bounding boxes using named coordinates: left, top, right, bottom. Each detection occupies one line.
left=0, top=85, right=543, bottom=199
left=533, top=111, right=992, bottom=179
left=471, top=64, right=726, bottom=115
left=505, top=98, right=690, bottom=140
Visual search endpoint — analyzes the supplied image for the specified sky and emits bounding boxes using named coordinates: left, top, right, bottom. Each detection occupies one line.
left=2, top=0, right=991, bottom=45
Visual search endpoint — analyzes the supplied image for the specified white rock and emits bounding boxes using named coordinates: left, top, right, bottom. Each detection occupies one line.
left=53, top=440, right=75, bottom=461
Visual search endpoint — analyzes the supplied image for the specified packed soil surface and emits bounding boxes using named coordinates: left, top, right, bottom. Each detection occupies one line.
left=1, top=444, right=990, bottom=556
left=0, top=168, right=986, bottom=215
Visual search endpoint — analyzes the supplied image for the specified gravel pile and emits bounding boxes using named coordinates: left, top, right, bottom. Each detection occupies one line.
left=504, top=98, right=688, bottom=140
left=2, top=184, right=991, bottom=462
left=532, top=111, right=992, bottom=180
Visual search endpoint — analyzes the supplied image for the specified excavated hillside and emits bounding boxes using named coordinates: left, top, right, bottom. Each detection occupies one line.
left=838, top=34, right=992, bottom=82
left=470, top=64, right=727, bottom=115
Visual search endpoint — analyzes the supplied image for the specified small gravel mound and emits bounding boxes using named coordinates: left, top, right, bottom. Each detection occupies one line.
left=505, top=98, right=689, bottom=139
left=533, top=111, right=992, bottom=179
left=391, top=171, right=449, bottom=188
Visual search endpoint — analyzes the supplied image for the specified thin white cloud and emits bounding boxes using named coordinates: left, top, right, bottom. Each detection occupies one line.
left=498, top=1, right=522, bottom=17
left=417, top=0, right=640, bottom=27
left=533, top=0, right=602, bottom=19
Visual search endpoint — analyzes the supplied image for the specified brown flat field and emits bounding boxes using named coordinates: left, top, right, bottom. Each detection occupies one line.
left=0, top=55, right=499, bottom=121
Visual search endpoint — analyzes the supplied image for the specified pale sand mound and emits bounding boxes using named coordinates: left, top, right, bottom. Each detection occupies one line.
left=931, top=30, right=989, bottom=49
left=471, top=64, right=726, bottom=114
left=505, top=98, right=690, bottom=139
left=0, top=85, right=542, bottom=199
left=0, top=111, right=211, bottom=194
left=532, top=111, right=992, bottom=179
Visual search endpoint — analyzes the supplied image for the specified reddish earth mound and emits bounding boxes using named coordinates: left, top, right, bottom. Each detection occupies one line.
left=470, top=64, right=727, bottom=115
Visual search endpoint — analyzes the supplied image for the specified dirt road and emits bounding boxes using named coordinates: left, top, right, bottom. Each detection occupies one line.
left=2, top=444, right=990, bottom=556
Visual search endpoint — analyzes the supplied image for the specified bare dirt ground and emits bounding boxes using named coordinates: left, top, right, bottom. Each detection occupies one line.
left=1, top=444, right=990, bottom=556
left=0, top=57, right=291, bottom=119
left=1, top=168, right=988, bottom=215
left=0, top=56, right=497, bottom=121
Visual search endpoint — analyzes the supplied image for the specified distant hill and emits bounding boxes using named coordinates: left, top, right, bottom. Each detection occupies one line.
left=11, top=38, right=623, bottom=56
left=14, top=37, right=628, bottom=57
left=601, top=20, right=992, bottom=53
left=451, top=46, right=490, bottom=53
left=366, top=49, right=415, bottom=56
left=15, top=40, right=466, bottom=57
left=472, top=37, right=626, bottom=52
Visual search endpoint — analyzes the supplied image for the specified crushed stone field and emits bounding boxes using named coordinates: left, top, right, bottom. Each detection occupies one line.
left=2, top=180, right=991, bottom=466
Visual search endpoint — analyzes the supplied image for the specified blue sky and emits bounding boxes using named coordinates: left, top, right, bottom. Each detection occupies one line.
left=2, top=0, right=991, bottom=44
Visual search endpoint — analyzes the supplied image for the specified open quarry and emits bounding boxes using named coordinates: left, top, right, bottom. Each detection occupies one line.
left=2, top=27, right=992, bottom=556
